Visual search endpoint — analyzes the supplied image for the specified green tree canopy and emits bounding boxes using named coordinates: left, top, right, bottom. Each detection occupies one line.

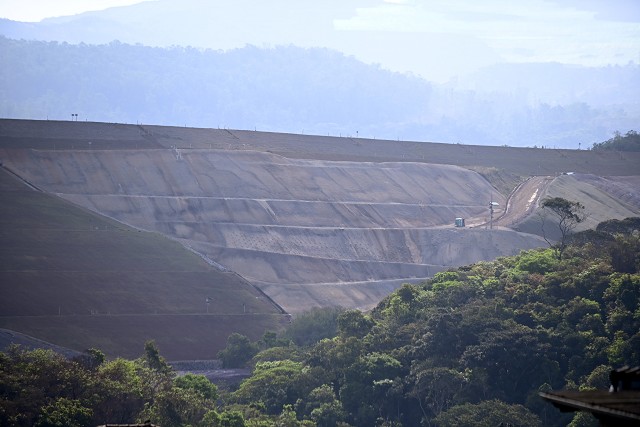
left=282, top=306, right=344, bottom=347
left=337, top=309, right=374, bottom=338
left=3, top=221, right=639, bottom=427
left=174, top=373, right=219, bottom=401
left=541, top=197, right=586, bottom=259
left=433, top=400, right=543, bottom=427
left=218, top=333, right=260, bottom=368
left=232, top=360, right=317, bottom=414
left=33, top=398, right=92, bottom=427
left=592, top=130, right=640, bottom=151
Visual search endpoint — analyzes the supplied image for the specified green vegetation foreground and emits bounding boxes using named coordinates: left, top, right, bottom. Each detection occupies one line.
left=1, top=219, right=639, bottom=426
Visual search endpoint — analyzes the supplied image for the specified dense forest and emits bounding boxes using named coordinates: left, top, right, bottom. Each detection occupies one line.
left=1, top=36, right=638, bottom=148
left=2, top=218, right=639, bottom=426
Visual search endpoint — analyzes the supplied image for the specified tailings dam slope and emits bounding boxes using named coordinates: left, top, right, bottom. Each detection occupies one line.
left=3, top=119, right=638, bottom=312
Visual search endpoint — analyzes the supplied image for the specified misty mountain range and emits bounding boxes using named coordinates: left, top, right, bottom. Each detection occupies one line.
left=0, top=0, right=500, bottom=81
left=1, top=0, right=638, bottom=148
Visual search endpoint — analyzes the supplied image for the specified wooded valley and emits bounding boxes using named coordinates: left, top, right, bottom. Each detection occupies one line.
left=2, top=219, right=638, bottom=426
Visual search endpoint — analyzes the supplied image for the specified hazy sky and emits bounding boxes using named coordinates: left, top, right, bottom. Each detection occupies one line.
left=0, top=0, right=638, bottom=81
left=337, top=0, right=640, bottom=68
left=0, top=0, right=151, bottom=21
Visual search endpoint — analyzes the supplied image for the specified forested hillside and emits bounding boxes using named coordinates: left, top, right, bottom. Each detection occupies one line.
left=1, top=36, right=637, bottom=147
left=2, top=219, right=638, bottom=426
left=592, top=130, right=640, bottom=152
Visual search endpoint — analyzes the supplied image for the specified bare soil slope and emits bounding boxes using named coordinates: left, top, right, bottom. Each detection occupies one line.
left=492, top=176, right=554, bottom=228
left=0, top=168, right=283, bottom=359
left=1, top=139, right=547, bottom=313
left=2, top=119, right=639, bottom=175
left=1, top=119, right=638, bottom=316
left=514, top=174, right=640, bottom=239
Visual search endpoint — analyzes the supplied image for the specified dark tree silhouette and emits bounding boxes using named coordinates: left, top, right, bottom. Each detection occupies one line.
left=540, top=197, right=586, bottom=259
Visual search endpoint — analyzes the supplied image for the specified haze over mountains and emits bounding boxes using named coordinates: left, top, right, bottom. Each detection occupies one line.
left=1, top=0, right=639, bottom=148
left=3, top=0, right=639, bottom=79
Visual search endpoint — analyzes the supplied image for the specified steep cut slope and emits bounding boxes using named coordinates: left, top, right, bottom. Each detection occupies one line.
left=3, top=119, right=638, bottom=313
left=0, top=129, right=548, bottom=313
left=0, top=167, right=283, bottom=359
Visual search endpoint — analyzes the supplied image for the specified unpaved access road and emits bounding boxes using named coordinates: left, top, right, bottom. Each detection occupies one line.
left=492, top=176, right=554, bottom=228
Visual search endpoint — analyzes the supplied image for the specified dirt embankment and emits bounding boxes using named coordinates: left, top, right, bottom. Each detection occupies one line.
left=0, top=143, right=551, bottom=312
left=1, top=119, right=638, bottom=313
left=492, top=176, right=554, bottom=228
left=0, top=167, right=283, bottom=359
left=2, top=119, right=637, bottom=358
left=2, top=118, right=640, bottom=176
left=515, top=174, right=640, bottom=239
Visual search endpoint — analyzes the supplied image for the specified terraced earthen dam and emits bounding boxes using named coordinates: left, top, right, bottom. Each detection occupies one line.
left=2, top=119, right=639, bottom=314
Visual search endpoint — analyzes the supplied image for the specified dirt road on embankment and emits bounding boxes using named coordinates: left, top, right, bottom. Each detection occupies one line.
left=492, top=176, right=554, bottom=228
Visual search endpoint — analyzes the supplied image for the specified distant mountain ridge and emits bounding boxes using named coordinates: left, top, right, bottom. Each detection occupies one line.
left=1, top=36, right=637, bottom=148
left=0, top=0, right=494, bottom=81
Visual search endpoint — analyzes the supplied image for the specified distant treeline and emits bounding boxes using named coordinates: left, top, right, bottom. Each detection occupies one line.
left=592, top=130, right=640, bottom=151
left=1, top=36, right=638, bottom=148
